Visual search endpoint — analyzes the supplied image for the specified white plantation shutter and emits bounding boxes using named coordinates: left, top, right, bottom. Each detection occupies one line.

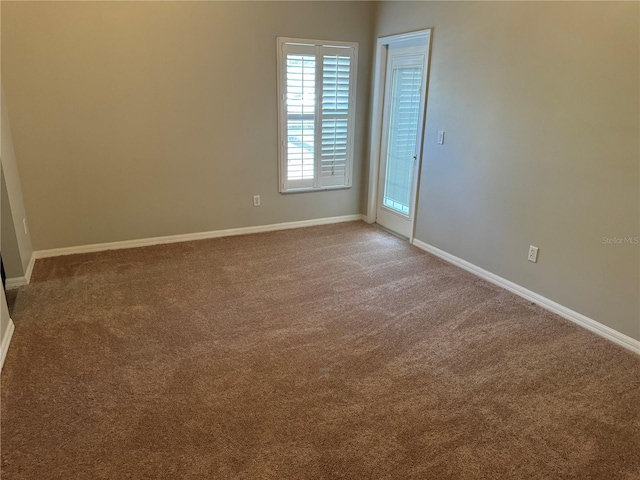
left=320, top=51, right=351, bottom=187
left=278, top=39, right=357, bottom=192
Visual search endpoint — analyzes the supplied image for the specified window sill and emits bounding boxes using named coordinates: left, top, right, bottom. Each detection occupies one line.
left=280, top=185, right=352, bottom=194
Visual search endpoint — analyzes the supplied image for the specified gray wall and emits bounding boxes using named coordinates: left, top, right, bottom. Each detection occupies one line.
left=1, top=1, right=374, bottom=250
left=0, top=286, right=10, bottom=345
left=374, top=1, right=640, bottom=340
left=1, top=89, right=33, bottom=276
left=1, top=166, right=23, bottom=278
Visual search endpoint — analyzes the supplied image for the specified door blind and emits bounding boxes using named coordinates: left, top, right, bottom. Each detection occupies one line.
left=383, top=66, right=422, bottom=215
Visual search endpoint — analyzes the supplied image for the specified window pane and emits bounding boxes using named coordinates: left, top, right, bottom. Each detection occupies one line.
left=286, top=54, right=316, bottom=114
left=383, top=66, right=422, bottom=216
left=286, top=54, right=315, bottom=181
left=287, top=118, right=315, bottom=181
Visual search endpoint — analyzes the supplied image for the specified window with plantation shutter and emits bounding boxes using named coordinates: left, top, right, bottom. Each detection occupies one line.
left=277, top=38, right=357, bottom=192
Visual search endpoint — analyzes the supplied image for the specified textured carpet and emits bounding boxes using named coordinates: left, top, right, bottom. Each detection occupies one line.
left=1, top=222, right=639, bottom=479
left=4, top=289, right=18, bottom=316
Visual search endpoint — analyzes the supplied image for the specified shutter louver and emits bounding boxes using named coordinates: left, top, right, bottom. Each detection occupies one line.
left=320, top=53, right=351, bottom=187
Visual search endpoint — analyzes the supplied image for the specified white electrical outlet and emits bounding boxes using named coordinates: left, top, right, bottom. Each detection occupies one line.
left=528, top=245, right=539, bottom=263
left=23, top=218, right=28, bottom=236
left=253, top=195, right=261, bottom=207
left=437, top=131, right=445, bottom=145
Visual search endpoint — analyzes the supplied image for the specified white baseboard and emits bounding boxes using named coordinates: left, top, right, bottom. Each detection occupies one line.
left=412, top=238, right=640, bottom=356
left=5, top=251, right=36, bottom=290
left=34, top=214, right=366, bottom=259
left=5, top=277, right=26, bottom=290
left=25, top=251, right=35, bottom=283
left=1, top=319, right=15, bottom=370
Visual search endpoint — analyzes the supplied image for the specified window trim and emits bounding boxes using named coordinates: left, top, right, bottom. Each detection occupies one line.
left=276, top=37, right=358, bottom=194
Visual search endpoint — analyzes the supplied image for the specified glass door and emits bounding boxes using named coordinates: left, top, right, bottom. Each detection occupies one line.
left=376, top=46, right=427, bottom=238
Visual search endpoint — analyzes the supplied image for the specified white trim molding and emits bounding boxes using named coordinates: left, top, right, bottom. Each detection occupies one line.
left=412, top=238, right=640, bottom=356
left=1, top=319, right=15, bottom=370
left=5, top=277, right=26, bottom=290
left=25, top=251, right=36, bottom=283
left=5, top=252, right=36, bottom=290
left=35, top=215, right=365, bottom=259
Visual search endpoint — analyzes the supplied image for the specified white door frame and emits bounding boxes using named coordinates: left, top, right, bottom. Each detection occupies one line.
left=365, top=29, right=432, bottom=242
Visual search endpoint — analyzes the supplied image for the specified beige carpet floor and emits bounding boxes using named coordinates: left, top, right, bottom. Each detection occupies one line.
left=1, top=221, right=639, bottom=479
